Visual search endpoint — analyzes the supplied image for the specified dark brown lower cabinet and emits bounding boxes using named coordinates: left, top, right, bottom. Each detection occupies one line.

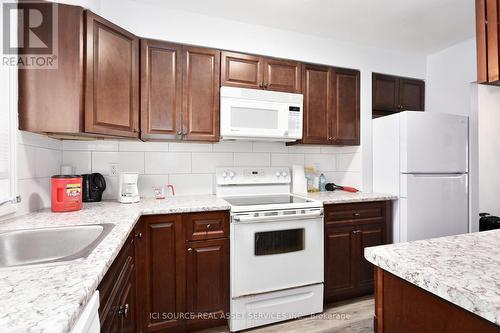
left=98, top=233, right=136, bottom=333
left=135, top=211, right=230, bottom=333
left=324, top=201, right=391, bottom=303
left=374, top=268, right=500, bottom=333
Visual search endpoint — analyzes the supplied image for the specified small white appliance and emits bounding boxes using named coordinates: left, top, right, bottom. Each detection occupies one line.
left=118, top=173, right=140, bottom=204
left=216, top=167, right=323, bottom=331
left=373, top=111, right=469, bottom=242
left=220, top=86, right=303, bottom=142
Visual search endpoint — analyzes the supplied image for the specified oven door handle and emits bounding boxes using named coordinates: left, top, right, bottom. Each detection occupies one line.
left=233, top=210, right=323, bottom=223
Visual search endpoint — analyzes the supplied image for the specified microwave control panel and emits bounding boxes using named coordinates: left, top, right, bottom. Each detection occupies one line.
left=288, top=106, right=303, bottom=139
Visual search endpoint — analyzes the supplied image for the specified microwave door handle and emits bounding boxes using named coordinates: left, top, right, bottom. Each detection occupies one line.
left=233, top=210, right=323, bottom=223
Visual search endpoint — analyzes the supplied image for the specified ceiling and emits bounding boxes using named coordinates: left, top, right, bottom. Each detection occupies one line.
left=133, top=0, right=475, bottom=54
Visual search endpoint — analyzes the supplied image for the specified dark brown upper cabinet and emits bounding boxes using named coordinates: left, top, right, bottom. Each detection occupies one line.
left=140, top=42, right=220, bottom=142
left=140, top=40, right=183, bottom=140
left=221, top=51, right=301, bottom=93
left=297, top=64, right=360, bottom=146
left=372, top=73, right=425, bottom=117
left=19, top=5, right=140, bottom=138
left=332, top=68, right=360, bottom=145
left=85, top=11, right=140, bottom=138
left=475, top=0, right=500, bottom=85
left=182, top=46, right=221, bottom=142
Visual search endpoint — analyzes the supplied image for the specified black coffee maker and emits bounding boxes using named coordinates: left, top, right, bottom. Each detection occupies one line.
left=82, top=173, right=106, bottom=202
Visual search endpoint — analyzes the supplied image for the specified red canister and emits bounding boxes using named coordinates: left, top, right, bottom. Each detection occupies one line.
left=51, top=175, right=83, bottom=212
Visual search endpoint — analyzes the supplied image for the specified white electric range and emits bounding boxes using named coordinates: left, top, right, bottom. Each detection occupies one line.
left=215, top=167, right=324, bottom=332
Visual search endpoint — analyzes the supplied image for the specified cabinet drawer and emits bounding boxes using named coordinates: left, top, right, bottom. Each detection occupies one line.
left=185, top=211, right=229, bottom=241
left=325, top=202, right=385, bottom=223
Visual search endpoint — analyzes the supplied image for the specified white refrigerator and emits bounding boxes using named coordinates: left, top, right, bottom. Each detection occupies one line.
left=373, top=111, right=468, bottom=243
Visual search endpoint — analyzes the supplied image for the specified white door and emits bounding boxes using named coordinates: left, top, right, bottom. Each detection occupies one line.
left=400, top=174, right=468, bottom=242
left=231, top=216, right=323, bottom=297
left=400, top=112, right=468, bottom=173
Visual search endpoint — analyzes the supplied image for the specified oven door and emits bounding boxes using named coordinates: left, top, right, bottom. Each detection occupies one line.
left=220, top=97, right=289, bottom=139
left=231, top=209, right=324, bottom=298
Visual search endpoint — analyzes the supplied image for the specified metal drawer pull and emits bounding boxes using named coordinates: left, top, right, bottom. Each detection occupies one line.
left=352, top=230, right=361, bottom=234
left=206, top=224, right=211, bottom=229
left=353, top=212, right=361, bottom=217
left=118, top=304, right=129, bottom=317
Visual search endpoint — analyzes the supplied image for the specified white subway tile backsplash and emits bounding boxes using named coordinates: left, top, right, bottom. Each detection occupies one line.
left=17, top=178, right=51, bottom=216
left=304, top=154, right=336, bottom=172
left=287, top=145, right=321, bottom=154
left=271, top=153, right=305, bottom=167
left=145, top=152, right=191, bottom=174
left=234, top=153, right=271, bottom=167
left=62, top=151, right=91, bottom=175
left=169, top=174, right=213, bottom=195
left=169, top=142, right=213, bottom=152
left=137, top=174, right=170, bottom=198
left=119, top=141, right=169, bottom=152
left=17, top=144, right=37, bottom=179
left=337, top=153, right=362, bottom=172
left=252, top=142, right=288, bottom=153
left=213, top=141, right=252, bottom=152
left=63, top=140, right=119, bottom=151
left=18, top=131, right=62, bottom=150
left=192, top=152, right=233, bottom=173
left=320, top=146, right=361, bottom=154
left=35, top=148, right=62, bottom=178
left=92, top=152, right=145, bottom=175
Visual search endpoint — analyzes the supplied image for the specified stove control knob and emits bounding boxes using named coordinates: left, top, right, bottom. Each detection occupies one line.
left=281, top=171, right=288, bottom=177
left=222, top=172, right=227, bottom=178
left=275, top=172, right=281, bottom=177
left=229, top=171, right=235, bottom=178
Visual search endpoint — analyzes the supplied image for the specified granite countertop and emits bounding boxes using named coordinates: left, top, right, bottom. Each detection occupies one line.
left=306, top=191, right=397, bottom=204
left=365, top=230, right=500, bottom=326
left=0, top=191, right=395, bottom=332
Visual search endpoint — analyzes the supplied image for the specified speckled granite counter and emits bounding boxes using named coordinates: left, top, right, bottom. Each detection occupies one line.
left=0, top=196, right=230, bottom=333
left=306, top=191, right=397, bottom=204
left=0, top=191, right=395, bottom=332
left=365, top=230, right=500, bottom=326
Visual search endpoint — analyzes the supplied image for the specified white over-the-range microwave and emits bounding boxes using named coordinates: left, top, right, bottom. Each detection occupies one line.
left=220, top=86, right=303, bottom=142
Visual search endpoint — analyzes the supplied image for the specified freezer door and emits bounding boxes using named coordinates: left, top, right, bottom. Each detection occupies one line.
left=400, top=112, right=468, bottom=173
left=400, top=173, right=468, bottom=242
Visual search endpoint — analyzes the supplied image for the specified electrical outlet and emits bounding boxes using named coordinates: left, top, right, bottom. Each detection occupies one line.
left=109, top=163, right=119, bottom=176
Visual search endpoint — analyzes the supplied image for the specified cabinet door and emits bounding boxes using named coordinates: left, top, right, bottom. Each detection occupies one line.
left=399, top=78, right=425, bottom=111
left=84, top=11, right=139, bottom=138
left=119, top=257, right=136, bottom=333
left=182, top=46, right=220, bottom=142
left=372, top=73, right=399, bottom=112
left=136, top=215, right=185, bottom=333
left=186, top=238, right=229, bottom=332
left=221, top=51, right=263, bottom=89
left=300, top=64, right=332, bottom=144
left=263, top=58, right=302, bottom=93
left=140, top=39, right=182, bottom=140
left=324, top=224, right=357, bottom=301
left=332, top=68, right=360, bottom=145
left=357, top=223, right=385, bottom=293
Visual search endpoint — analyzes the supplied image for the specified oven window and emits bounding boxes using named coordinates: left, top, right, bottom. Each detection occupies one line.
left=254, top=229, right=304, bottom=255
left=230, top=107, right=279, bottom=129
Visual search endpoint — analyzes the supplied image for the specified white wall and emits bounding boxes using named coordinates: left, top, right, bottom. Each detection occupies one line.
left=426, top=38, right=477, bottom=115
left=96, top=0, right=427, bottom=193
left=61, top=140, right=361, bottom=200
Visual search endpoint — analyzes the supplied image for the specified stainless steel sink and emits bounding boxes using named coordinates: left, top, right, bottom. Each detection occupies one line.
left=0, top=224, right=114, bottom=268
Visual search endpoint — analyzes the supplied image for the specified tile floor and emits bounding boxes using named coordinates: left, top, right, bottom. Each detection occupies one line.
left=202, top=296, right=374, bottom=333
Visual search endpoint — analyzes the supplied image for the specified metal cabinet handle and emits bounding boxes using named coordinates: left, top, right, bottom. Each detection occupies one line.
left=177, top=131, right=182, bottom=135
left=188, top=248, right=193, bottom=253
left=206, top=224, right=211, bottom=229
left=136, top=232, right=143, bottom=239
left=264, top=83, right=268, bottom=89
left=353, top=212, right=361, bottom=217
left=352, top=230, right=361, bottom=234
left=118, top=304, right=129, bottom=317
left=259, top=82, right=264, bottom=88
